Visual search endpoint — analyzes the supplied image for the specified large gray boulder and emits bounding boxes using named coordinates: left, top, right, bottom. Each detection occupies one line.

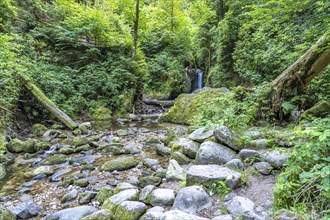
left=195, top=141, right=236, bottom=165
left=166, top=160, right=186, bottom=181
left=263, top=150, right=289, bottom=169
left=173, top=186, right=211, bottom=214
left=187, top=165, right=241, bottom=188
left=114, top=201, right=147, bottom=220
left=160, top=210, right=209, bottom=220
left=188, top=127, right=213, bottom=143
left=214, top=126, right=243, bottom=150
left=44, top=206, right=98, bottom=220
left=226, top=196, right=255, bottom=215
left=149, top=189, right=175, bottom=206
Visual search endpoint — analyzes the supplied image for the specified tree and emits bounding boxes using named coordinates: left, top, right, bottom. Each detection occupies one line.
left=270, top=33, right=330, bottom=114
left=132, top=0, right=140, bottom=60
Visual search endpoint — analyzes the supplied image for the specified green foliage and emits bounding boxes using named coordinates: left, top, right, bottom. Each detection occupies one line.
left=274, top=117, right=330, bottom=219
left=207, top=181, right=230, bottom=200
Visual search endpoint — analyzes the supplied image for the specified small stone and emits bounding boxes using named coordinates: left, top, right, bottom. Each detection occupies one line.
left=148, top=189, right=175, bottom=206
left=226, top=196, right=255, bottom=215
left=43, top=154, right=68, bottom=165
left=81, top=210, right=111, bottom=220
left=156, top=145, right=171, bottom=156
left=100, top=156, right=139, bottom=172
left=263, top=150, right=289, bottom=169
left=171, top=151, right=190, bottom=164
left=238, top=149, right=260, bottom=161
left=33, top=166, right=55, bottom=176
left=254, top=162, right=272, bottom=175
left=102, top=189, right=139, bottom=215
left=75, top=144, right=91, bottom=153
left=116, top=129, right=129, bottom=136
left=274, top=209, right=300, bottom=220
left=225, top=159, right=244, bottom=170
left=143, top=158, right=160, bottom=168
left=58, top=147, right=75, bottom=155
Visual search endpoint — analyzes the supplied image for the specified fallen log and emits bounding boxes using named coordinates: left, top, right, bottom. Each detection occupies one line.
left=19, top=74, right=78, bottom=130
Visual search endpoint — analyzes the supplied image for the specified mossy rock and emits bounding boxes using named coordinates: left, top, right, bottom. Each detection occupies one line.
left=100, top=156, right=139, bottom=172
left=58, top=147, right=75, bottom=155
left=81, top=210, right=111, bottom=220
left=114, top=201, right=146, bottom=220
left=58, top=177, right=74, bottom=188
left=82, top=165, right=95, bottom=171
left=95, top=188, right=113, bottom=205
left=90, top=106, right=112, bottom=120
left=72, top=129, right=82, bottom=135
left=0, top=130, right=6, bottom=152
left=138, top=176, right=162, bottom=188
left=160, top=88, right=229, bottom=124
left=32, top=124, right=48, bottom=136
left=79, top=125, right=89, bottom=135
left=0, top=205, right=16, bottom=220
left=51, top=124, right=65, bottom=129
left=36, top=141, right=50, bottom=151
left=88, top=135, right=100, bottom=142
left=6, top=138, right=37, bottom=153
left=301, top=100, right=330, bottom=120
left=171, top=151, right=191, bottom=164
left=72, top=137, right=90, bottom=146
left=44, top=154, right=68, bottom=165
left=75, top=144, right=91, bottom=153
left=162, top=127, right=188, bottom=145
left=74, top=179, right=89, bottom=187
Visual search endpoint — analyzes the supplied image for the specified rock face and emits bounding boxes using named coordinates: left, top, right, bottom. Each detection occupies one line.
left=214, top=126, right=242, bottom=150
left=114, top=201, right=147, bottom=220
left=188, top=127, right=213, bottom=143
left=195, top=141, right=236, bottom=165
left=100, top=156, right=139, bottom=172
left=226, top=196, right=255, bottom=215
left=166, top=159, right=186, bottom=181
left=172, top=186, right=211, bottom=214
left=149, top=189, right=175, bottom=206
left=187, top=165, right=241, bottom=188
left=44, top=206, right=98, bottom=220
left=161, top=210, right=209, bottom=220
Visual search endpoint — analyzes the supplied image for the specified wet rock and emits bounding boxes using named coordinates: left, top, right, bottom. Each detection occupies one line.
left=0, top=164, right=6, bottom=180
left=79, top=191, right=98, bottom=204
left=139, top=185, right=155, bottom=203
left=253, top=162, right=272, bottom=175
left=11, top=203, right=43, bottom=219
left=148, top=189, right=175, bottom=206
left=166, top=159, right=186, bottom=181
left=171, top=151, right=190, bottom=164
left=114, top=201, right=147, bottom=220
left=70, top=155, right=96, bottom=165
left=72, top=137, right=90, bottom=146
left=100, top=156, right=139, bottom=172
left=140, top=206, right=165, bottom=220
left=238, top=149, right=260, bottom=161
left=226, top=196, right=255, bottom=215
left=58, top=147, right=75, bottom=154
left=214, top=126, right=243, bottom=150
left=32, top=124, right=48, bottom=136
left=187, top=165, right=241, bottom=188
left=43, top=154, right=68, bottom=165
left=138, top=176, right=162, bottom=188
left=263, top=150, right=289, bottom=169
left=188, top=127, right=213, bottom=142
left=156, top=145, right=171, bottom=156
left=139, top=128, right=150, bottom=133
left=61, top=189, right=79, bottom=203
left=161, top=210, right=209, bottom=220
left=0, top=205, right=16, bottom=220
left=95, top=188, right=113, bottom=205
left=0, top=196, right=11, bottom=202
left=102, top=189, right=139, bottom=214
left=33, top=166, right=55, bottom=176
left=274, top=209, right=300, bottom=220
left=50, top=168, right=72, bottom=182
left=171, top=138, right=200, bottom=159
left=225, top=159, right=244, bottom=170
left=173, top=186, right=211, bottom=214
left=196, top=141, right=236, bottom=165
left=44, top=206, right=98, bottom=220
left=143, top=158, right=160, bottom=168
left=99, top=144, right=131, bottom=155
left=74, top=179, right=89, bottom=187
left=81, top=209, right=111, bottom=220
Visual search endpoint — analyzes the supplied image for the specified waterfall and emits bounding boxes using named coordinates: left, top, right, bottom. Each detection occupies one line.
left=196, top=69, right=203, bottom=90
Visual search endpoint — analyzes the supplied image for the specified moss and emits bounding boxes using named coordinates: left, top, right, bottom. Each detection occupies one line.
left=82, top=165, right=95, bottom=171
left=171, top=151, right=191, bottom=164
left=58, top=147, right=75, bottom=155
left=74, top=179, right=89, bottom=187
left=100, top=156, right=139, bottom=172
left=72, top=128, right=82, bottom=135
left=51, top=124, right=65, bottom=129
left=7, top=138, right=37, bottom=153
left=72, top=137, right=90, bottom=146
left=300, top=100, right=330, bottom=120
left=138, top=176, right=162, bottom=188
left=81, top=210, right=111, bottom=220
left=95, top=188, right=113, bottom=205
left=44, top=154, right=68, bottom=165
left=88, top=135, right=100, bottom=142
left=0, top=164, right=6, bottom=180
left=114, top=202, right=146, bottom=220
left=36, top=141, right=50, bottom=151
left=32, top=123, right=48, bottom=136
left=0, top=206, right=16, bottom=220
left=58, top=177, right=74, bottom=187
left=75, top=144, right=91, bottom=153
left=90, top=106, right=112, bottom=120
left=0, top=128, right=6, bottom=152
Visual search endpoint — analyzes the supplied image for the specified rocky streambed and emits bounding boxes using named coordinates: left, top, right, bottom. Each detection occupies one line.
left=0, top=120, right=296, bottom=220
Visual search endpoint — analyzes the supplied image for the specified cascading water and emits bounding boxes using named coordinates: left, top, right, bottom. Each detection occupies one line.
left=196, top=69, right=203, bottom=90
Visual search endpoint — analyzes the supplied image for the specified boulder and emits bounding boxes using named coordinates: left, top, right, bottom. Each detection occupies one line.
left=7, top=139, right=37, bottom=153
left=214, top=126, right=243, bottom=151
left=81, top=210, right=111, bottom=220
left=114, top=201, right=147, bottom=220
left=226, top=196, right=254, bottom=215
left=33, top=166, right=55, bottom=176
left=102, top=189, right=139, bottom=214
left=160, top=210, right=209, bottom=220
left=139, top=185, right=156, bottom=203
left=225, top=159, right=244, bottom=170
left=188, top=127, right=213, bottom=143
left=11, top=203, right=43, bottom=219
left=140, top=206, right=165, bottom=220
left=300, top=100, right=330, bottom=119
left=61, top=189, right=79, bottom=203
left=44, top=206, right=98, bottom=220
left=187, top=165, right=241, bottom=188
left=171, top=138, right=200, bottom=159
left=195, top=141, right=236, bottom=165
left=253, top=162, right=272, bottom=175
left=173, top=186, right=211, bottom=214
left=148, top=189, right=175, bottom=206
left=263, top=150, right=289, bottom=169
left=166, top=159, right=186, bottom=181
left=100, top=156, right=139, bottom=172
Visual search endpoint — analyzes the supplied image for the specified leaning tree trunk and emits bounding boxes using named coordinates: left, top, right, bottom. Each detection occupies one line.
left=19, top=74, right=78, bottom=130
left=270, top=33, right=330, bottom=114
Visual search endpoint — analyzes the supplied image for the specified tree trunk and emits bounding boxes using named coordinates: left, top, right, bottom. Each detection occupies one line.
left=132, top=0, right=140, bottom=61
left=270, top=34, right=330, bottom=114
left=19, top=74, right=78, bottom=130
